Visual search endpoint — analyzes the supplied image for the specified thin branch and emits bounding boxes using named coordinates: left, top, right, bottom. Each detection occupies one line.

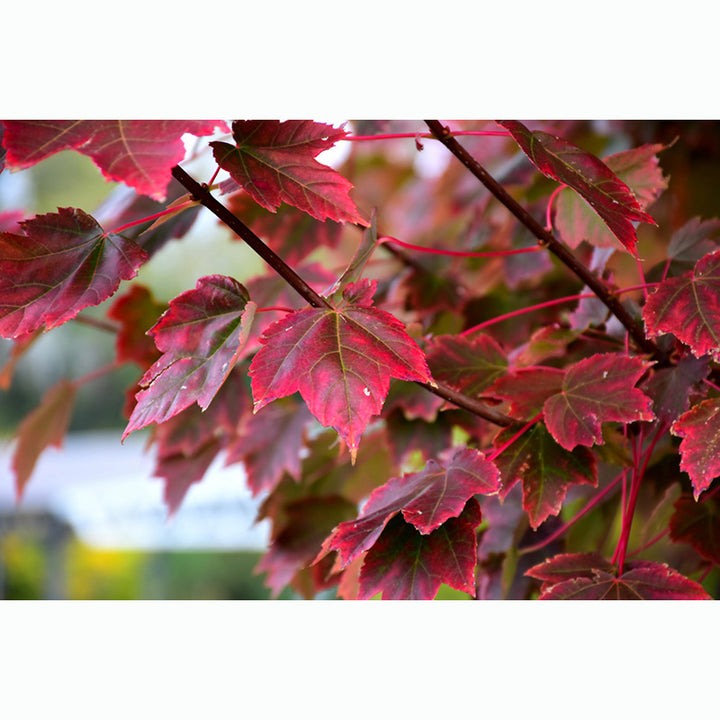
left=424, top=120, right=664, bottom=360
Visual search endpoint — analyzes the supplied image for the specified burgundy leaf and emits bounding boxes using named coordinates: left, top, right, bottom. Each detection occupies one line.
left=2, top=120, right=226, bottom=200
left=358, top=499, right=482, bottom=600
left=319, top=447, right=499, bottom=568
left=526, top=552, right=613, bottom=584
left=12, top=379, right=76, bottom=499
left=671, top=397, right=720, bottom=499
left=211, top=120, right=367, bottom=225
left=670, top=494, right=720, bottom=565
left=248, top=279, right=432, bottom=460
left=543, top=354, right=655, bottom=450
left=0, top=207, right=147, bottom=338
left=488, top=366, right=564, bottom=420
left=493, top=423, right=597, bottom=529
left=643, top=250, right=720, bottom=358
left=123, top=275, right=255, bottom=438
left=498, top=120, right=655, bottom=256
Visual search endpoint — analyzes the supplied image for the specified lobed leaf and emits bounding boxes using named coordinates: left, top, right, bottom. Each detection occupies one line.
left=123, top=275, right=256, bottom=439
left=211, top=120, right=367, bottom=225
left=1, top=120, right=226, bottom=200
left=248, top=279, right=432, bottom=460
left=542, top=354, right=655, bottom=450
left=643, top=250, right=720, bottom=358
left=498, top=120, right=655, bottom=256
left=0, top=207, right=147, bottom=338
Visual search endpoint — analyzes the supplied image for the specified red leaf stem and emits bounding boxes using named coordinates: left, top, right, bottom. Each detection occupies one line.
left=486, top=412, right=543, bottom=463
left=109, top=200, right=196, bottom=236
left=378, top=236, right=544, bottom=258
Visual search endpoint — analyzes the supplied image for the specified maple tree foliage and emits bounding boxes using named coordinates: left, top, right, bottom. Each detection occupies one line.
left=2, top=118, right=720, bottom=600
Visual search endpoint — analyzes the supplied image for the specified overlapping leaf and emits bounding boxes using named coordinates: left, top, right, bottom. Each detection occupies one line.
left=1, top=120, right=225, bottom=200
left=123, top=275, right=256, bottom=439
left=0, top=207, right=148, bottom=338
left=554, top=143, right=669, bottom=250
left=671, top=397, right=720, bottom=499
left=358, top=499, right=482, bottom=600
left=669, top=494, right=720, bottom=565
left=498, top=120, right=655, bottom=256
left=488, top=366, right=564, bottom=420
left=526, top=553, right=710, bottom=599
left=542, top=354, right=655, bottom=450
left=248, top=279, right=433, bottom=460
left=643, top=250, right=720, bottom=358
left=319, top=447, right=499, bottom=569
left=211, top=120, right=367, bottom=225
left=493, top=423, right=597, bottom=529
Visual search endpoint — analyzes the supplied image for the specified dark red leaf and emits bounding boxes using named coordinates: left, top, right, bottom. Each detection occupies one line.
left=248, top=279, right=432, bottom=460
left=12, top=379, right=76, bottom=499
left=319, top=447, right=499, bottom=568
left=123, top=275, right=255, bottom=439
left=0, top=207, right=147, bottom=338
left=425, top=332, right=508, bottom=397
left=211, top=120, right=367, bottom=225
left=643, top=250, right=720, bottom=358
left=642, top=355, right=709, bottom=425
left=498, top=121, right=655, bottom=256
left=671, top=397, right=720, bottom=499
left=513, top=325, right=582, bottom=368
left=670, top=494, right=720, bottom=565
left=526, top=552, right=613, bottom=584
left=493, top=423, right=597, bottom=529
left=488, top=366, right=564, bottom=420
left=2, top=120, right=226, bottom=200
left=358, top=499, right=482, bottom=600
left=542, top=354, right=655, bottom=450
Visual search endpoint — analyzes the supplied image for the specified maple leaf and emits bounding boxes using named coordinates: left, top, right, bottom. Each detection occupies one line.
left=513, top=325, right=582, bottom=368
left=671, top=397, right=720, bottom=499
left=493, top=423, right=597, bottom=529
left=554, top=142, right=670, bottom=251
left=108, top=284, right=166, bottom=367
left=248, top=279, right=433, bottom=460
left=669, top=494, right=720, bottom=566
left=425, top=332, right=508, bottom=397
left=12, top=379, right=76, bottom=499
left=123, top=275, right=256, bottom=439
left=488, top=366, right=564, bottom=420
left=526, top=554, right=710, bottom=600
left=358, top=499, right=482, bottom=600
left=542, top=354, right=655, bottom=450
left=1, top=120, right=226, bottom=200
left=642, top=355, right=709, bottom=425
left=498, top=121, right=656, bottom=256
left=0, top=207, right=148, bottom=338
left=319, top=447, right=499, bottom=568
left=643, top=250, right=720, bottom=358
left=211, top=120, right=367, bottom=225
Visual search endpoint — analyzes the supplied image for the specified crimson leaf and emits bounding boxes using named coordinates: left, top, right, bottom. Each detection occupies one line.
left=671, top=398, right=720, bottom=499
left=248, top=279, right=432, bottom=460
left=319, top=447, right=499, bottom=568
left=0, top=207, right=147, bottom=338
left=211, top=120, right=367, bottom=225
left=358, top=499, right=482, bottom=600
left=493, top=423, right=597, bottom=529
left=1, top=120, right=225, bottom=200
left=123, top=275, right=256, bottom=439
left=543, top=354, right=655, bottom=450
left=643, top=250, right=720, bottom=358
left=498, top=120, right=655, bottom=256
left=12, top=379, right=76, bottom=499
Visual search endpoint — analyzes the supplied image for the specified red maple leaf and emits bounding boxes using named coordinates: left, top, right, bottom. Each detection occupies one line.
left=0, top=207, right=147, bottom=338
left=671, top=397, right=720, bottom=499
left=498, top=121, right=656, bottom=256
left=123, top=275, right=256, bottom=439
left=211, top=120, right=367, bottom=225
left=1, top=120, right=226, bottom=200
left=248, top=279, right=433, bottom=460
left=493, top=423, right=597, bottom=529
left=542, top=354, right=655, bottom=450
left=319, top=447, right=499, bottom=568
left=526, top=553, right=710, bottom=599
left=358, top=499, right=483, bottom=600
left=643, top=250, right=720, bottom=358
left=669, top=494, right=720, bottom=565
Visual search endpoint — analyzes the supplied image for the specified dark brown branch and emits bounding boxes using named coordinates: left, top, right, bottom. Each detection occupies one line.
left=424, top=120, right=664, bottom=360
left=171, top=164, right=517, bottom=429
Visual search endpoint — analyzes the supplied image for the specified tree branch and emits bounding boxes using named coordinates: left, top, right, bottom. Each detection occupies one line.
left=424, top=120, right=664, bottom=360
